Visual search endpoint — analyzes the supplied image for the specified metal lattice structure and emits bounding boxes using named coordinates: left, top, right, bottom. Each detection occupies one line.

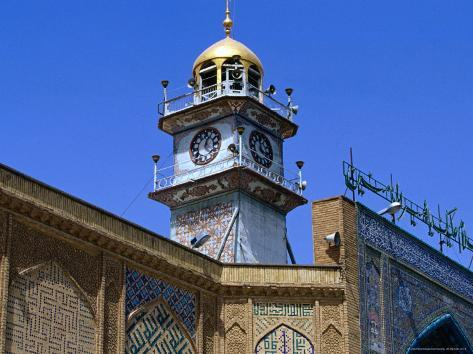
left=343, top=161, right=472, bottom=255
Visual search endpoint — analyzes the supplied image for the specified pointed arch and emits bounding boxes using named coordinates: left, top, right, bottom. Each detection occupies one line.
left=126, top=298, right=197, bottom=353
left=6, top=261, right=96, bottom=353
left=255, top=323, right=315, bottom=354
left=407, top=314, right=472, bottom=354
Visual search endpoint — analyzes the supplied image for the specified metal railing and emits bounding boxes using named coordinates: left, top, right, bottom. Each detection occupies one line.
left=153, top=151, right=302, bottom=195
left=158, top=81, right=294, bottom=121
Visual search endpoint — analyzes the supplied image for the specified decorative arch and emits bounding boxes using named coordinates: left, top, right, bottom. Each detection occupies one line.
left=199, top=60, right=217, bottom=90
left=6, top=261, right=96, bottom=353
left=126, top=299, right=197, bottom=354
left=255, top=324, right=315, bottom=354
left=407, top=314, right=472, bottom=354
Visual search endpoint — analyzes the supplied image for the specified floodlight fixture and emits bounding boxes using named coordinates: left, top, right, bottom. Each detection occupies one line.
left=161, top=80, right=169, bottom=88
left=187, top=78, right=196, bottom=88
left=190, top=232, right=210, bottom=249
left=378, top=201, right=402, bottom=216
left=152, top=155, right=160, bottom=163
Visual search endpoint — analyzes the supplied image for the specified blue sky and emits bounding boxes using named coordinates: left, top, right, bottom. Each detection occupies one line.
left=1, top=0, right=472, bottom=267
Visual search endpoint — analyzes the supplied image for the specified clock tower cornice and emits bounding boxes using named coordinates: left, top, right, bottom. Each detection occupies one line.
left=158, top=96, right=298, bottom=139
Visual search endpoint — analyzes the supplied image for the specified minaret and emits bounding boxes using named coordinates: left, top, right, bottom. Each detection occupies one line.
left=149, top=3, right=306, bottom=264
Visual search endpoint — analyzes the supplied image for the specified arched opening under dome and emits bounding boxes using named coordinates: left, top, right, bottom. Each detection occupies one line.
left=407, top=314, right=472, bottom=354
left=248, top=64, right=261, bottom=98
left=198, top=61, right=218, bottom=101
left=221, top=57, right=245, bottom=94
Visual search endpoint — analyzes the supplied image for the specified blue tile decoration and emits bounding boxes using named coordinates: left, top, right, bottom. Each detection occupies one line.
left=390, top=264, right=473, bottom=352
left=365, top=251, right=384, bottom=353
left=357, top=204, right=473, bottom=353
left=358, top=205, right=473, bottom=303
left=126, top=301, right=195, bottom=354
left=125, top=268, right=196, bottom=338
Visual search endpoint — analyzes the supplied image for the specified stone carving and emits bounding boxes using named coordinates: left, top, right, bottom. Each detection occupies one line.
left=126, top=300, right=196, bottom=353
left=175, top=202, right=235, bottom=262
left=6, top=261, right=95, bottom=353
left=321, top=324, right=343, bottom=354
left=227, top=99, right=247, bottom=113
left=180, top=184, right=218, bottom=201
left=126, top=268, right=196, bottom=338
left=255, top=325, right=315, bottom=354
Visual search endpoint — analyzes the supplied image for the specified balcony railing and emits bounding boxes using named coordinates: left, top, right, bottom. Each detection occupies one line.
left=158, top=81, right=295, bottom=121
left=153, top=149, right=303, bottom=195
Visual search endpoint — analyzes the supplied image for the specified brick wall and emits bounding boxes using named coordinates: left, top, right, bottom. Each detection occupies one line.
left=312, top=196, right=361, bottom=353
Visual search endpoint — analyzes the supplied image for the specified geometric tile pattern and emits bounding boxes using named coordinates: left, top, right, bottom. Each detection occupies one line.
left=5, top=261, right=96, bottom=353
left=126, top=301, right=196, bottom=354
left=125, top=268, right=196, bottom=338
left=358, top=205, right=473, bottom=302
left=255, top=325, right=315, bottom=354
left=174, top=201, right=235, bottom=262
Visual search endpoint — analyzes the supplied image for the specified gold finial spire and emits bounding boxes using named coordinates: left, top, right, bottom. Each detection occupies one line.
left=223, top=0, right=233, bottom=37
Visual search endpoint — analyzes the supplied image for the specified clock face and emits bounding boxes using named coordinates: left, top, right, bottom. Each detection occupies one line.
left=190, top=128, right=221, bottom=165
left=249, top=130, right=273, bottom=168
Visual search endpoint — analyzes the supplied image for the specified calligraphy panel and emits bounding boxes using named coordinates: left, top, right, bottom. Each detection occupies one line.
left=255, top=325, right=314, bottom=354
left=126, top=301, right=196, bottom=354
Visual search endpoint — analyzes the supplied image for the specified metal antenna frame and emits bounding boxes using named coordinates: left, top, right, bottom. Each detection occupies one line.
left=343, top=160, right=472, bottom=257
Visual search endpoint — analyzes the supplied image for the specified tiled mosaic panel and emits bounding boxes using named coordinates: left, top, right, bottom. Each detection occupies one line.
left=126, top=301, right=195, bottom=354
left=5, top=262, right=95, bottom=353
left=126, top=268, right=196, bottom=338
left=358, top=206, right=473, bottom=353
left=365, top=251, right=384, bottom=353
left=253, top=303, right=314, bottom=348
left=358, top=206, right=473, bottom=302
left=391, top=264, right=473, bottom=352
left=255, top=325, right=315, bottom=354
left=174, top=201, right=235, bottom=262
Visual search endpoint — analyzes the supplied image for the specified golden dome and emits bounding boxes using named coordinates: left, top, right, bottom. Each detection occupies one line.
left=192, top=37, right=264, bottom=75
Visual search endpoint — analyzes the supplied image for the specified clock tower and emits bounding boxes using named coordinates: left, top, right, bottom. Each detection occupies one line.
left=149, top=2, right=307, bottom=263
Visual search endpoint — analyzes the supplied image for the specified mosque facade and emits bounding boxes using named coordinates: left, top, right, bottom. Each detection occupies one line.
left=0, top=3, right=472, bottom=353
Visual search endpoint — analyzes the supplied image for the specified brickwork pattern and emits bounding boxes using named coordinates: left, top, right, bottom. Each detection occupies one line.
left=312, top=197, right=360, bottom=353
left=201, top=293, right=217, bottom=354
left=5, top=261, right=95, bottom=353
left=224, top=301, right=248, bottom=354
left=10, top=219, right=100, bottom=315
left=104, top=257, right=123, bottom=353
